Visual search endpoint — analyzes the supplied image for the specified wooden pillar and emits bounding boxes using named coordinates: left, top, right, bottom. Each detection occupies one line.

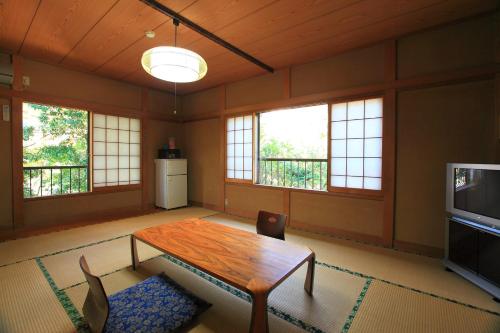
left=141, top=88, right=150, bottom=211
left=11, top=55, right=24, bottom=228
left=382, top=40, right=397, bottom=247
left=219, top=85, right=226, bottom=212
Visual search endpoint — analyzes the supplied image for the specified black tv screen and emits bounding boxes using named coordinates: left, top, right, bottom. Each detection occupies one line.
left=454, top=168, right=500, bottom=220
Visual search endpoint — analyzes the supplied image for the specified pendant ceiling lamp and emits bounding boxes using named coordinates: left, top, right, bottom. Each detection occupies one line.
left=141, top=19, right=207, bottom=83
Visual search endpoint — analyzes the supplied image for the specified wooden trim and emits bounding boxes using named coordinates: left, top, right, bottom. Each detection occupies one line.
left=0, top=87, right=142, bottom=118
left=182, top=111, right=220, bottom=123
left=326, top=103, right=332, bottom=190
left=382, top=89, right=396, bottom=247
left=141, top=88, right=149, bottom=211
left=393, top=240, right=444, bottom=258
left=290, top=220, right=385, bottom=246
left=197, top=65, right=499, bottom=118
left=92, top=184, right=142, bottom=193
left=11, top=97, right=23, bottom=227
left=283, top=189, right=290, bottom=225
left=219, top=113, right=226, bottom=212
left=283, top=67, right=291, bottom=99
left=147, top=111, right=183, bottom=123
left=226, top=181, right=384, bottom=201
left=0, top=206, right=157, bottom=242
left=224, top=178, right=253, bottom=185
left=189, top=200, right=223, bottom=212
left=328, top=186, right=384, bottom=198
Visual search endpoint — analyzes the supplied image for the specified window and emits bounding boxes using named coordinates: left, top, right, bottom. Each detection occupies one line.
left=226, top=115, right=253, bottom=181
left=93, top=114, right=141, bottom=188
left=22, top=101, right=141, bottom=198
left=22, top=102, right=89, bottom=198
left=330, top=97, right=383, bottom=190
left=257, top=105, right=328, bottom=190
left=224, top=97, right=383, bottom=194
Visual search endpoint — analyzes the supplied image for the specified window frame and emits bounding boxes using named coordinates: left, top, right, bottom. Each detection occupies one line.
left=22, top=99, right=141, bottom=201
left=223, top=95, right=386, bottom=199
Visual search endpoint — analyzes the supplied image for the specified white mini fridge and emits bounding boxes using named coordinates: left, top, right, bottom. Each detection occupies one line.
left=155, top=159, right=187, bottom=209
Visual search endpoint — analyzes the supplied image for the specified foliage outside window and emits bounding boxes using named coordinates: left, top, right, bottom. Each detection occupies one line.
left=23, top=102, right=89, bottom=198
left=258, top=104, right=328, bottom=190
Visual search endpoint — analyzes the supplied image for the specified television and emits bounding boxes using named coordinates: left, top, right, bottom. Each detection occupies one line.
left=446, top=163, right=500, bottom=229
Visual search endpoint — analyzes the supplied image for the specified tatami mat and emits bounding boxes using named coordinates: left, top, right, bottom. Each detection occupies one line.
left=2, top=208, right=499, bottom=333
left=41, top=236, right=163, bottom=289
left=349, top=280, right=500, bottom=333
left=206, top=214, right=500, bottom=314
left=0, top=260, right=74, bottom=333
left=66, top=257, right=307, bottom=333
left=0, top=207, right=215, bottom=267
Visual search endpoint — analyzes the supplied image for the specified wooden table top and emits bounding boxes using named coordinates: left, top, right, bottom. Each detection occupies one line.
left=133, top=218, right=313, bottom=295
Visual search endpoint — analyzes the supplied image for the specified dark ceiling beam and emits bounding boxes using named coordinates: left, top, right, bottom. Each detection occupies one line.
left=139, top=0, right=274, bottom=73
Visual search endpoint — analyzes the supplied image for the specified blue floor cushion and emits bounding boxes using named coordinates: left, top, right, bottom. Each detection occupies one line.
left=105, top=273, right=211, bottom=333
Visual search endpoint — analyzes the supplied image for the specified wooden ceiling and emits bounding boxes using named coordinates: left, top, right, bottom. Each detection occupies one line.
left=0, top=0, right=497, bottom=95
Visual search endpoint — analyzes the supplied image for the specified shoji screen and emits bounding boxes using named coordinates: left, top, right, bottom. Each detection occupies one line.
left=226, top=115, right=253, bottom=181
left=330, top=98, right=383, bottom=190
left=93, top=114, right=141, bottom=188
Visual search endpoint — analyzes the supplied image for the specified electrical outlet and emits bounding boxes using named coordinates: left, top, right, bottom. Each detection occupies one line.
left=224, top=198, right=229, bottom=206
left=22, top=76, right=30, bottom=87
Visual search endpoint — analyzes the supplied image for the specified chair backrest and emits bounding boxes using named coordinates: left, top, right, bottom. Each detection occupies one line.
left=79, top=256, right=109, bottom=333
left=256, top=210, right=287, bottom=240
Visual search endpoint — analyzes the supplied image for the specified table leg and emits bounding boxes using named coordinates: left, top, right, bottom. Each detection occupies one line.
left=250, top=292, right=268, bottom=333
left=304, top=252, right=315, bottom=295
left=131, top=235, right=139, bottom=270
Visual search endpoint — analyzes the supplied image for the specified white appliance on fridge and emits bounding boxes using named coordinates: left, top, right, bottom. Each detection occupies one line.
left=155, top=159, right=187, bottom=209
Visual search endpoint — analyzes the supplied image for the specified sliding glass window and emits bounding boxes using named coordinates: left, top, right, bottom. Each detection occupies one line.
left=330, top=98, right=383, bottom=190
left=93, top=114, right=141, bottom=188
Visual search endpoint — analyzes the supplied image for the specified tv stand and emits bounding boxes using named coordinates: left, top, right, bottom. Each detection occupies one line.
left=444, top=216, right=500, bottom=300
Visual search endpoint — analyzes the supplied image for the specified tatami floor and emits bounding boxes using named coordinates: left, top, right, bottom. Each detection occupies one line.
left=0, top=207, right=499, bottom=333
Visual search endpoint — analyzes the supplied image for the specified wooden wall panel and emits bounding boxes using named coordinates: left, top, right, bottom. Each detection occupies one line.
left=291, top=44, right=385, bottom=97
left=395, top=80, right=496, bottom=249
left=23, top=59, right=142, bottom=110
left=181, top=87, right=221, bottom=118
left=23, top=191, right=142, bottom=227
left=0, top=97, right=12, bottom=228
left=147, top=119, right=184, bottom=208
left=225, top=70, right=285, bottom=109
left=225, top=184, right=283, bottom=219
left=148, top=88, right=179, bottom=118
left=183, top=118, right=222, bottom=208
left=290, top=192, right=384, bottom=239
left=398, top=15, right=496, bottom=79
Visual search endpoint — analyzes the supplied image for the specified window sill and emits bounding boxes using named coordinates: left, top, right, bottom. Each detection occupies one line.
left=23, top=184, right=141, bottom=202
left=224, top=181, right=384, bottom=201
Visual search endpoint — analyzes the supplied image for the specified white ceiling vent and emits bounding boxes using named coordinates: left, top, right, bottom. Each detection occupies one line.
left=0, top=53, right=13, bottom=85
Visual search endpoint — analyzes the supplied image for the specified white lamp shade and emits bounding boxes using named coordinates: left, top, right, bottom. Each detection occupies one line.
left=141, top=46, right=207, bottom=83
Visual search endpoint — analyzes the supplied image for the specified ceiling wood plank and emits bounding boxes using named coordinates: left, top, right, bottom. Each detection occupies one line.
left=60, top=0, right=170, bottom=71
left=20, top=0, right=118, bottom=64
left=95, top=0, right=275, bottom=79
left=0, top=0, right=40, bottom=53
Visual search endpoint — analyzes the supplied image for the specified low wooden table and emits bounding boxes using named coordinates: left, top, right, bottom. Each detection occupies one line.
left=131, top=218, right=315, bottom=333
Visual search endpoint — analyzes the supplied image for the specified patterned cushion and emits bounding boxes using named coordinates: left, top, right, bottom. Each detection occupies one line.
left=105, top=273, right=210, bottom=333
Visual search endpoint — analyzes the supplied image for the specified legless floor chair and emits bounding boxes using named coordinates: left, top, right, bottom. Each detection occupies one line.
left=256, top=210, right=287, bottom=240
left=79, top=256, right=210, bottom=332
